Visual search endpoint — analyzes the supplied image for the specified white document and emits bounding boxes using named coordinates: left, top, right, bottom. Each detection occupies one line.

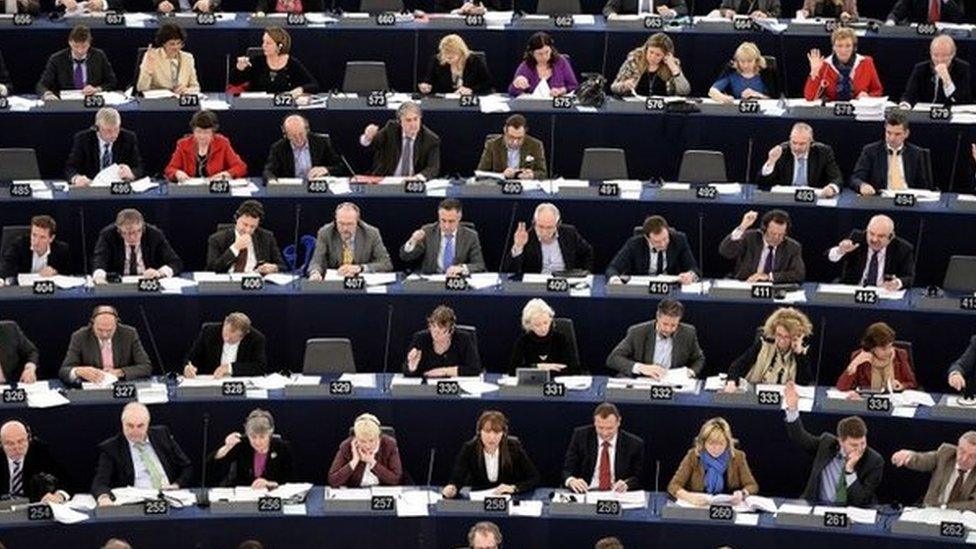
left=159, top=277, right=198, bottom=293
left=396, top=490, right=434, bottom=517
left=583, top=490, right=646, bottom=509
left=81, top=371, right=119, bottom=389
left=776, top=503, right=813, bottom=515
left=67, top=494, right=97, bottom=511
left=142, top=89, right=176, bottom=99
left=230, top=182, right=260, bottom=197
left=245, top=388, right=269, bottom=399
left=49, top=503, right=89, bottom=524
left=283, top=504, right=307, bottom=515
left=509, top=500, right=543, bottom=517
left=111, top=487, right=159, bottom=505
left=531, top=78, right=552, bottom=99
left=338, top=373, right=377, bottom=388
left=458, top=380, right=500, bottom=396
left=479, top=94, right=511, bottom=113
left=816, top=283, right=905, bottom=300
left=390, top=374, right=423, bottom=386
left=201, top=99, right=232, bottom=111
left=474, top=170, right=505, bottom=180
left=263, top=273, right=296, bottom=286
left=553, top=375, right=593, bottom=390
left=27, top=390, right=70, bottom=409
left=467, top=273, right=501, bottom=290
left=898, top=390, right=936, bottom=407
left=137, top=384, right=169, bottom=405
left=812, top=505, right=877, bottom=524
left=92, top=164, right=121, bottom=187
left=468, top=489, right=511, bottom=502
left=304, top=12, right=338, bottom=23
left=250, top=374, right=290, bottom=391
left=269, top=483, right=313, bottom=500
left=327, top=488, right=372, bottom=501
left=572, top=14, right=595, bottom=24
left=129, top=178, right=158, bottom=194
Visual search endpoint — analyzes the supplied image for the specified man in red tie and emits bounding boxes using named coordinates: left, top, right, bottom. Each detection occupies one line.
left=561, top=402, right=646, bottom=493
left=886, top=0, right=965, bottom=25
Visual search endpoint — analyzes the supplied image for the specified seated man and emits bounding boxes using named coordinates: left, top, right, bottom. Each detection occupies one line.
left=0, top=320, right=40, bottom=384
left=59, top=305, right=152, bottom=385
left=184, top=312, right=267, bottom=378
left=719, top=209, right=805, bottom=284
left=784, top=381, right=883, bottom=506
left=359, top=101, right=441, bottom=180
left=206, top=200, right=285, bottom=274
left=887, top=0, right=964, bottom=25
left=502, top=203, right=593, bottom=275
left=92, top=209, right=182, bottom=284
left=0, top=50, right=9, bottom=96
left=901, top=35, right=971, bottom=107
left=36, top=25, right=117, bottom=100
left=606, top=299, right=705, bottom=379
left=827, top=214, right=914, bottom=290
left=307, top=202, right=393, bottom=280
left=562, top=403, right=645, bottom=493
left=603, top=0, right=686, bottom=17
left=947, top=335, right=976, bottom=393
left=92, top=403, right=192, bottom=507
left=850, top=111, right=932, bottom=195
left=606, top=215, right=698, bottom=283
left=0, top=215, right=70, bottom=283
left=757, top=122, right=842, bottom=197
left=263, top=114, right=346, bottom=183
left=400, top=198, right=485, bottom=275
left=476, top=114, right=547, bottom=180
left=892, top=432, right=976, bottom=509
left=65, top=107, right=143, bottom=187
left=154, top=0, right=218, bottom=13
left=1, top=420, right=68, bottom=503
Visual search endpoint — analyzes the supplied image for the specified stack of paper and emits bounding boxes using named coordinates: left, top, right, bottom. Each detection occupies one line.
left=812, top=505, right=877, bottom=524
left=468, top=489, right=511, bottom=502
left=326, top=487, right=371, bottom=500
left=81, top=371, right=120, bottom=390
left=162, top=489, right=197, bottom=507
left=850, top=96, right=890, bottom=121
left=27, top=390, right=70, bottom=409
left=458, top=379, right=500, bottom=396
left=111, top=487, right=160, bottom=505
left=396, top=490, right=436, bottom=517
left=263, top=273, right=297, bottom=286
left=509, top=500, right=543, bottom=517
left=583, top=490, right=646, bottom=509
left=880, top=188, right=941, bottom=202
left=899, top=506, right=976, bottom=530
left=478, top=94, right=511, bottom=113
left=338, top=373, right=377, bottom=388
left=50, top=503, right=89, bottom=524
left=269, top=483, right=313, bottom=500
left=817, top=283, right=905, bottom=300
left=390, top=375, right=423, bottom=386
left=554, top=375, right=593, bottom=390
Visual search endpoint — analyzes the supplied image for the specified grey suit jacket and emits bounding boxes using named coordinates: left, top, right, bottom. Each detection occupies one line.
left=907, top=443, right=976, bottom=510
left=718, top=229, right=806, bottom=283
left=308, top=220, right=393, bottom=275
left=59, top=324, right=152, bottom=385
left=606, top=320, right=705, bottom=376
left=399, top=223, right=486, bottom=274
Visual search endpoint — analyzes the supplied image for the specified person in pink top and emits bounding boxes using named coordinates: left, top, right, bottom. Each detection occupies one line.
left=213, top=409, right=293, bottom=488
left=508, top=32, right=578, bottom=98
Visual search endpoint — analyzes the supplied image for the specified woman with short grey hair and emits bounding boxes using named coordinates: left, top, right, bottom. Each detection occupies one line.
left=213, top=408, right=293, bottom=488
left=509, top=298, right=581, bottom=375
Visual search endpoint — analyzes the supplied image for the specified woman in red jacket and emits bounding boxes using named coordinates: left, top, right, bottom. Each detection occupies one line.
left=164, top=110, right=247, bottom=182
left=836, top=322, right=917, bottom=392
left=804, top=27, right=883, bottom=102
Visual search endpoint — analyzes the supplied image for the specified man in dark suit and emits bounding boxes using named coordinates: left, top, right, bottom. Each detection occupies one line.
left=93, top=402, right=192, bottom=506
left=359, top=101, right=440, bottom=180
left=719, top=209, right=806, bottom=283
left=851, top=111, right=932, bottom=194
left=263, top=114, right=346, bottom=183
left=476, top=114, right=547, bottom=180
left=718, top=0, right=779, bottom=17
left=503, top=202, right=592, bottom=274
left=65, top=107, right=143, bottom=186
left=606, top=299, right=705, bottom=378
left=59, top=305, right=152, bottom=385
left=0, top=421, right=68, bottom=503
left=92, top=209, right=182, bottom=284
left=603, top=0, right=685, bottom=17
left=757, top=123, right=843, bottom=197
left=400, top=198, right=485, bottom=275
left=948, top=335, right=976, bottom=393
left=0, top=320, right=40, bottom=384
left=36, top=25, right=117, bottom=99
left=892, top=432, right=976, bottom=510
left=784, top=381, right=883, bottom=506
left=828, top=214, right=915, bottom=290
left=307, top=202, right=393, bottom=279
left=562, top=403, right=645, bottom=492
left=0, top=215, right=71, bottom=282
left=0, top=50, right=10, bottom=97
left=901, top=36, right=971, bottom=106
left=887, top=0, right=964, bottom=24
left=606, top=215, right=698, bottom=283
left=183, top=312, right=267, bottom=378
left=206, top=200, right=286, bottom=274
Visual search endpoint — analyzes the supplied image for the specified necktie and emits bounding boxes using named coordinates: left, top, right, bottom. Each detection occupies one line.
left=887, top=149, right=907, bottom=190
left=793, top=157, right=807, bottom=187
left=397, top=138, right=414, bottom=177
left=135, top=443, right=165, bottom=490
left=948, top=469, right=967, bottom=503
left=655, top=250, right=664, bottom=275
left=441, top=234, right=455, bottom=273
left=598, top=441, right=611, bottom=490
left=100, top=339, right=114, bottom=370
left=10, top=460, right=22, bottom=496
left=762, top=246, right=775, bottom=275
left=864, top=251, right=879, bottom=286
left=834, top=461, right=848, bottom=504
left=234, top=245, right=249, bottom=273
left=929, top=0, right=940, bottom=23
left=341, top=240, right=354, bottom=265
left=128, top=245, right=138, bottom=276
left=101, top=143, right=113, bottom=169
left=73, top=59, right=85, bottom=89
left=170, top=59, right=179, bottom=89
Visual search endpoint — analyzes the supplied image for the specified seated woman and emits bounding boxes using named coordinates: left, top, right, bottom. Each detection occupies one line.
left=433, top=0, right=509, bottom=14
left=136, top=23, right=200, bottom=96
left=230, top=27, right=318, bottom=97
left=708, top=42, right=779, bottom=103
left=327, top=413, right=403, bottom=488
left=668, top=417, right=759, bottom=506
left=442, top=410, right=540, bottom=498
left=405, top=305, right=482, bottom=378
left=610, top=33, right=690, bottom=97
left=418, top=34, right=492, bottom=96
left=213, top=409, right=293, bottom=488
left=508, top=32, right=578, bottom=98
left=509, top=298, right=581, bottom=375
left=797, top=0, right=857, bottom=20
left=725, top=307, right=814, bottom=390
left=804, top=27, right=882, bottom=101
left=256, top=0, right=324, bottom=13
left=164, top=110, right=247, bottom=182
left=836, top=322, right=917, bottom=392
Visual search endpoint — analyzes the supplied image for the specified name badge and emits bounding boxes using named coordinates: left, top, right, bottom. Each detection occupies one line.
left=483, top=496, right=508, bottom=512
left=552, top=96, right=573, bottom=109
left=553, top=14, right=574, bottom=27
left=241, top=276, right=264, bottom=291
left=112, top=383, right=137, bottom=399
left=459, top=95, right=480, bottom=108
left=286, top=13, right=306, bottom=25
left=258, top=496, right=283, bottom=512
left=9, top=183, right=32, bottom=198
left=695, top=185, right=718, bottom=200
left=143, top=499, right=169, bottom=515
left=445, top=276, right=468, bottom=291
left=104, top=12, right=125, bottom=25
left=599, top=182, right=620, bottom=196
left=343, top=276, right=366, bottom=290
left=370, top=495, right=396, bottom=511
left=196, top=12, right=216, bottom=25
left=367, top=91, right=387, bottom=107
left=178, top=94, right=200, bottom=107
left=501, top=181, right=523, bottom=195
left=794, top=189, right=816, bottom=203
left=2, top=388, right=27, bottom=404
left=376, top=12, right=396, bottom=25
left=32, top=280, right=55, bottom=295
left=854, top=289, right=878, bottom=305
left=738, top=100, right=760, bottom=114
left=222, top=381, right=246, bottom=396
left=137, top=278, right=161, bottom=292
left=596, top=500, right=621, bottom=515
left=709, top=504, right=734, bottom=521
left=84, top=95, right=106, bottom=109
left=757, top=390, right=781, bottom=406
left=542, top=381, right=566, bottom=397
left=110, top=181, right=132, bottom=195
left=436, top=380, right=460, bottom=396
left=329, top=380, right=353, bottom=395
left=650, top=385, right=673, bottom=400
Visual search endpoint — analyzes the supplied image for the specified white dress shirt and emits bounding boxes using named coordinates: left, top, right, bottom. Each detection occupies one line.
left=484, top=449, right=500, bottom=483
left=220, top=341, right=240, bottom=375
left=30, top=249, right=50, bottom=274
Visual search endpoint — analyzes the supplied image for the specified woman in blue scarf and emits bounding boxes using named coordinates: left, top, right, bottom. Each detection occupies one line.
left=667, top=417, right=759, bottom=506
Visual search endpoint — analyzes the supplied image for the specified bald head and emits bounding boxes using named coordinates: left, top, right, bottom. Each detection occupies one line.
left=283, top=115, right=309, bottom=148
left=1, top=421, right=29, bottom=460
left=121, top=402, right=151, bottom=443
left=866, top=215, right=895, bottom=252
left=931, top=35, right=956, bottom=66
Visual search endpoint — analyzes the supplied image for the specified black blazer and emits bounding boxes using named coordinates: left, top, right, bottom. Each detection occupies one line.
left=91, top=426, right=193, bottom=498
left=185, top=322, right=268, bottom=376
left=888, top=0, right=964, bottom=23
left=421, top=54, right=493, bottom=95
left=0, top=320, right=39, bottom=382
left=36, top=47, right=117, bottom=96
left=949, top=335, right=976, bottom=388
left=448, top=438, right=539, bottom=494
left=0, top=237, right=70, bottom=280
left=836, top=229, right=916, bottom=288
left=718, top=229, right=806, bottom=283
left=262, top=132, right=346, bottom=181
left=602, top=0, right=686, bottom=16
left=433, top=0, right=508, bottom=11
left=502, top=224, right=593, bottom=274
left=901, top=58, right=972, bottom=105
left=756, top=142, right=843, bottom=191
left=64, top=128, right=145, bottom=181
left=786, top=415, right=884, bottom=506
left=728, top=332, right=813, bottom=385
left=720, top=0, right=780, bottom=15
left=561, top=425, right=645, bottom=490
left=92, top=223, right=183, bottom=276
left=403, top=329, right=482, bottom=377
left=850, top=141, right=932, bottom=193
left=606, top=229, right=699, bottom=277
left=206, top=227, right=286, bottom=272
left=256, top=0, right=323, bottom=10
left=0, top=51, right=10, bottom=92
left=215, top=437, right=293, bottom=487
left=0, top=438, right=65, bottom=502
left=367, top=120, right=441, bottom=180
left=230, top=55, right=318, bottom=94
left=508, top=329, right=581, bottom=375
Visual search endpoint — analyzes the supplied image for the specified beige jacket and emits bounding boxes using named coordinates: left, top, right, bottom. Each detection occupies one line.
left=136, top=49, right=200, bottom=93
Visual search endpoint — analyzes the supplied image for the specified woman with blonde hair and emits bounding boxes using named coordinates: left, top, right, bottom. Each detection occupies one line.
left=804, top=27, right=882, bottom=101
left=668, top=417, right=758, bottom=506
left=708, top=41, right=779, bottom=103
left=418, top=34, right=493, bottom=95
left=610, top=33, right=690, bottom=97
left=328, top=413, right=404, bottom=487
left=725, top=307, right=813, bottom=390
